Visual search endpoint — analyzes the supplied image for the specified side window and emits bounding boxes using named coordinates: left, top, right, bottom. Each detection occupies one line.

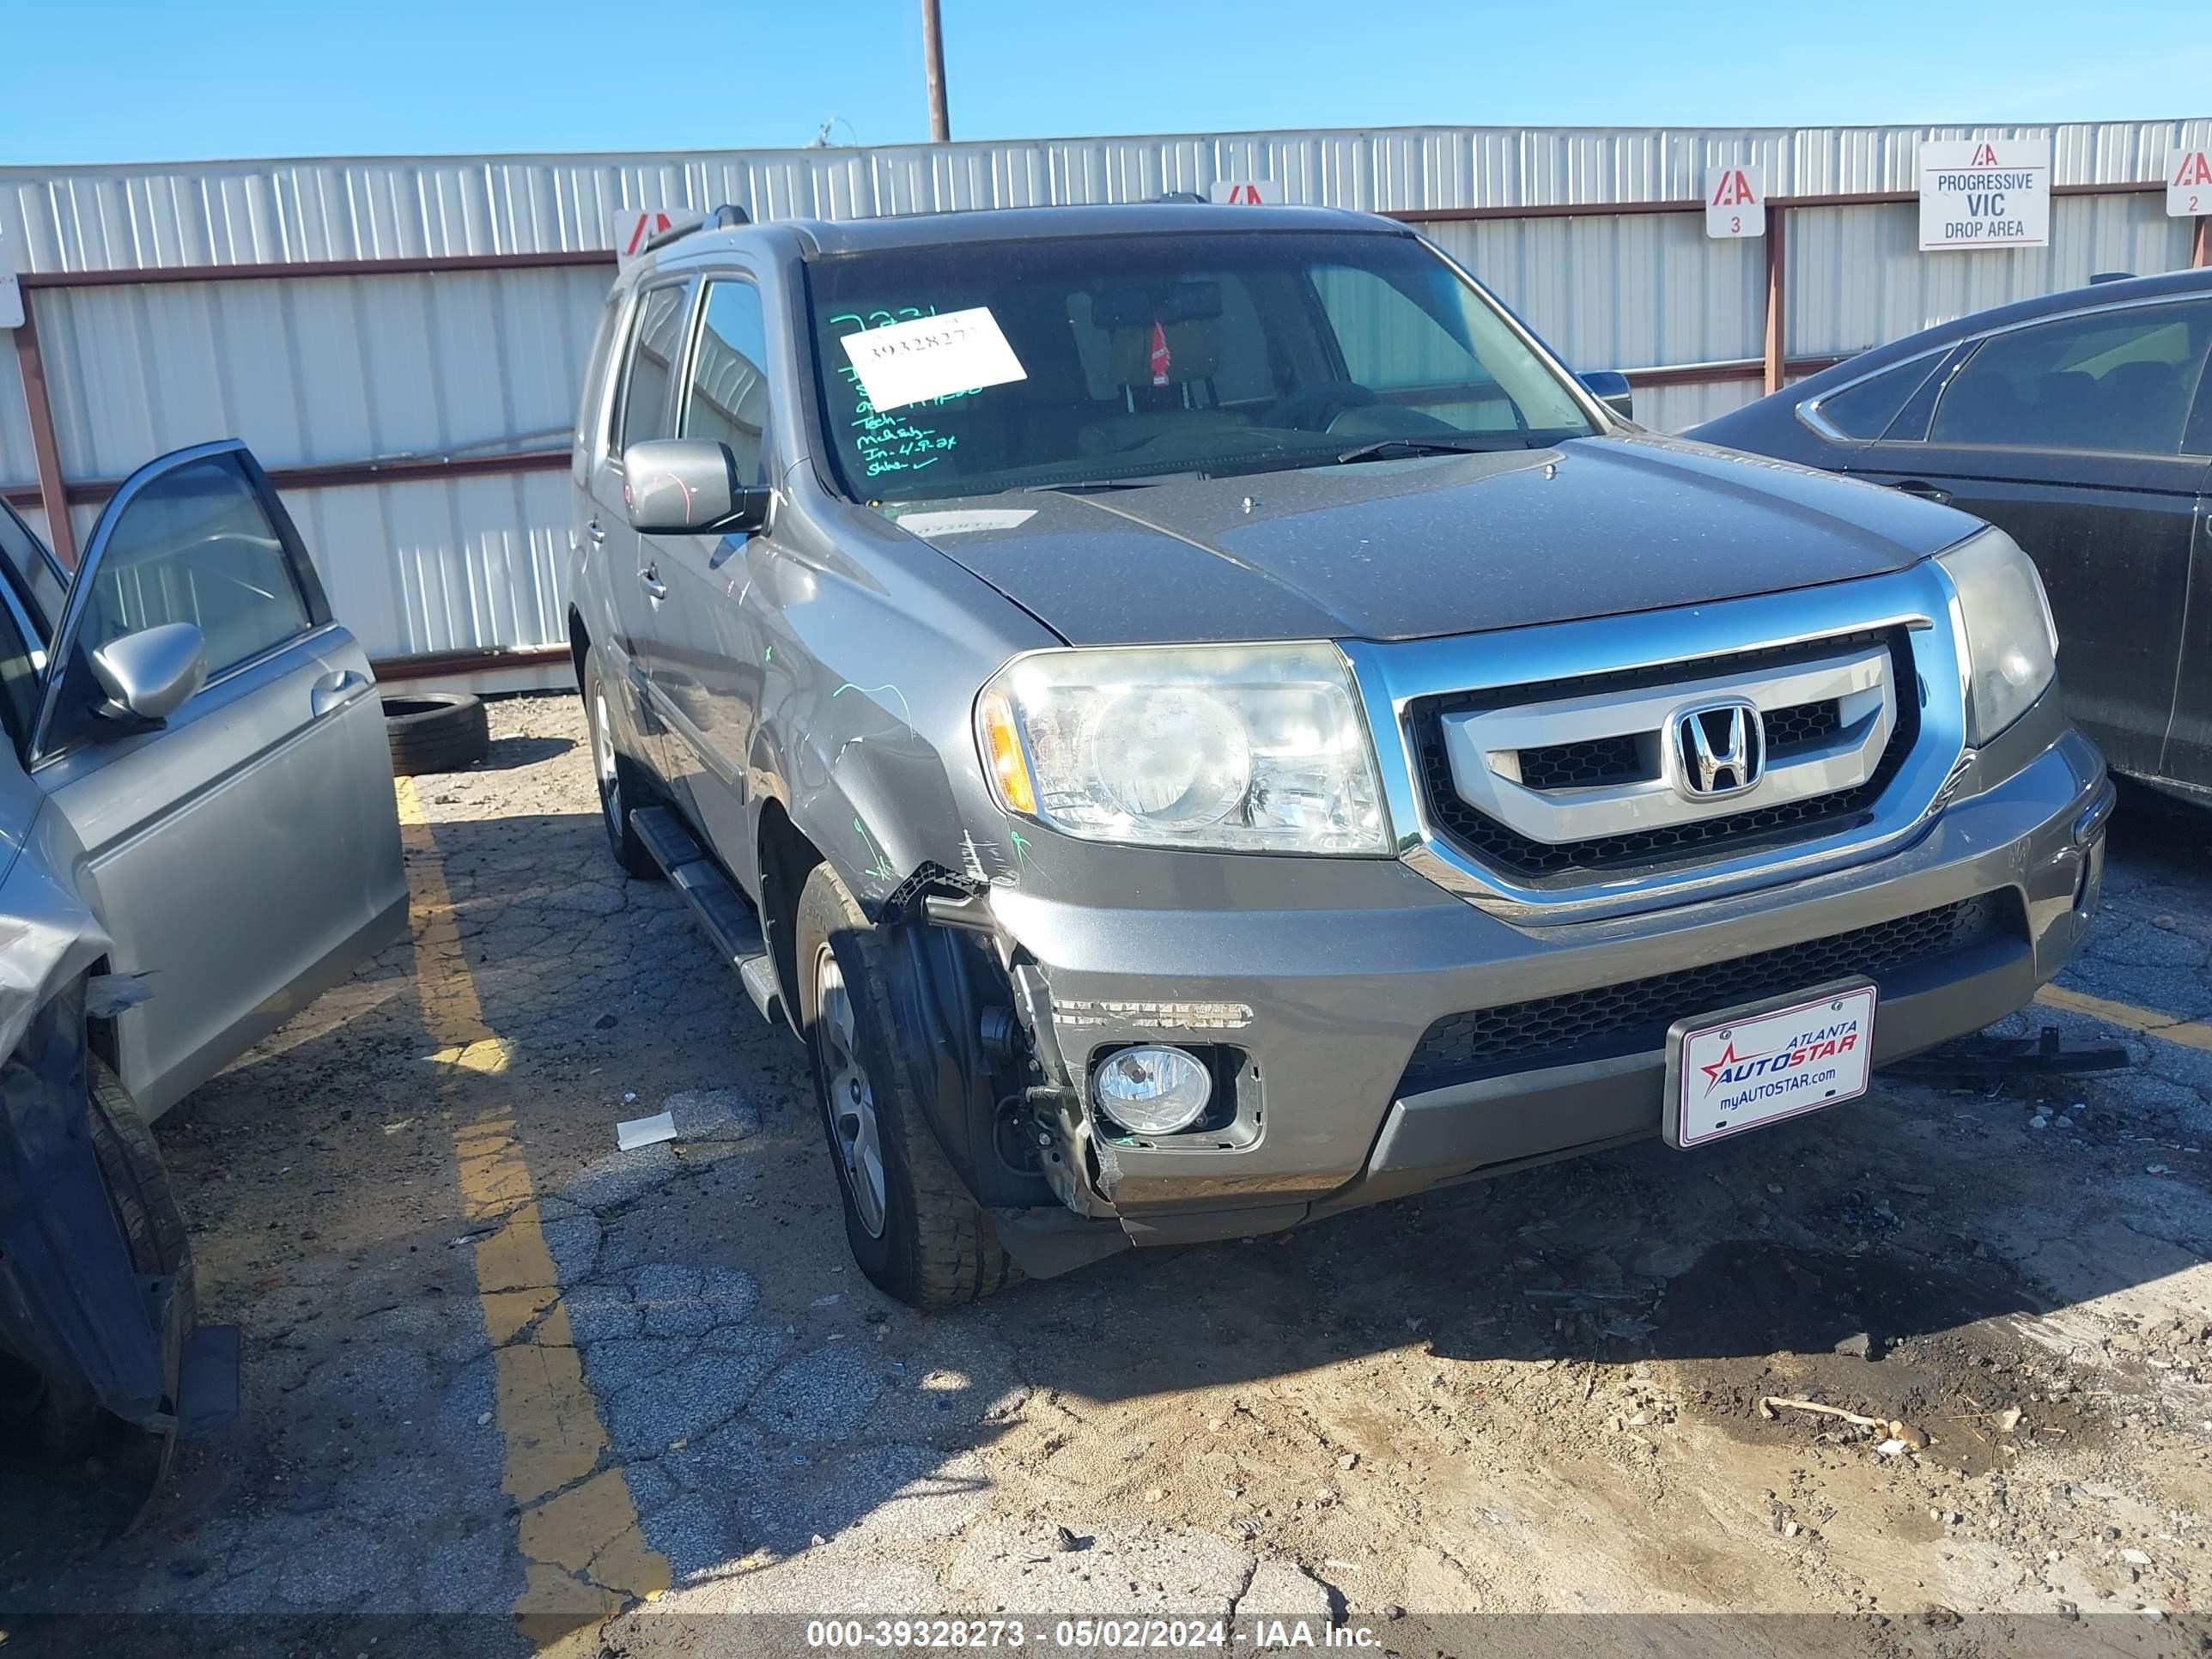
left=614, top=283, right=692, bottom=453
left=0, top=578, right=41, bottom=757
left=0, top=501, right=60, bottom=640
left=1806, top=352, right=1946, bottom=441
left=1929, top=301, right=2212, bottom=456
left=78, top=455, right=315, bottom=681
left=681, top=280, right=773, bottom=485
left=574, top=291, right=627, bottom=474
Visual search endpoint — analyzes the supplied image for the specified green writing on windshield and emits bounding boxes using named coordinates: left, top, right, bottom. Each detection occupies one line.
left=830, top=307, right=976, bottom=478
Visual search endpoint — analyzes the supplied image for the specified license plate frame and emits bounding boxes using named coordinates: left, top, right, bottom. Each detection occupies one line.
left=1662, top=977, right=1879, bottom=1150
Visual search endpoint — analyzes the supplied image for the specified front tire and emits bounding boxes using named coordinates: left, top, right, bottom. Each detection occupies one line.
left=583, top=649, right=661, bottom=880
left=795, top=863, right=1017, bottom=1310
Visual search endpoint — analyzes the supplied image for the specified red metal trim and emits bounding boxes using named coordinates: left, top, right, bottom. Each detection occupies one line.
left=1617, top=354, right=1846, bottom=390
left=3, top=447, right=570, bottom=513
left=1762, top=205, right=1789, bottom=395
left=1394, top=199, right=1705, bottom=224
left=19, top=248, right=614, bottom=291
left=371, top=645, right=572, bottom=683
left=1389, top=179, right=2162, bottom=226
left=9, top=294, right=78, bottom=568
left=265, top=448, right=570, bottom=495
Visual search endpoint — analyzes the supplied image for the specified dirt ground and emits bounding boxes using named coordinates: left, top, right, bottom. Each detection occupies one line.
left=1, top=693, right=2207, bottom=1658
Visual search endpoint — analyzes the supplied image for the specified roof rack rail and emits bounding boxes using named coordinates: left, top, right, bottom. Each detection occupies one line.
left=1152, top=191, right=1206, bottom=204
left=642, top=204, right=751, bottom=254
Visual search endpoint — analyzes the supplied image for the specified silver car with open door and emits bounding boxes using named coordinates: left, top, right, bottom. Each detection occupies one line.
left=0, top=439, right=405, bottom=1492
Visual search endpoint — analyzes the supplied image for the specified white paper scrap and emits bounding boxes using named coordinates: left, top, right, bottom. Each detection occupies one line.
left=616, top=1110, right=678, bottom=1152
left=840, top=307, right=1026, bottom=414
left=891, top=507, right=1037, bottom=538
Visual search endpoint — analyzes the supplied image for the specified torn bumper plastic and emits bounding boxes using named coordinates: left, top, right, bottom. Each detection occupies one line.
left=0, top=981, right=185, bottom=1431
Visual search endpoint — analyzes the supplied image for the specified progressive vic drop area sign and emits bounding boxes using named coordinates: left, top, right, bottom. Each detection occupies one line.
left=1919, top=137, right=2051, bottom=251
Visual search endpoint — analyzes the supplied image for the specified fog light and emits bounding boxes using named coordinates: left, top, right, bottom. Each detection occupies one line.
left=1091, top=1046, right=1212, bottom=1135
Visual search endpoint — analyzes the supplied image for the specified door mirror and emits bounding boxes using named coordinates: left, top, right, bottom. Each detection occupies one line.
left=623, top=440, right=772, bottom=536
left=1578, top=371, right=1635, bottom=422
left=89, top=622, right=205, bottom=726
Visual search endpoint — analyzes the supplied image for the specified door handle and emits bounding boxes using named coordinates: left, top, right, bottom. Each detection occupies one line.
left=587, top=519, right=607, bottom=545
left=310, top=668, right=368, bottom=718
left=1892, top=479, right=1953, bottom=505
left=640, top=564, right=668, bottom=601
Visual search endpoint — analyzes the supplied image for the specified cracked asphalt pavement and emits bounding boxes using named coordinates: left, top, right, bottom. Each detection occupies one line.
left=1, top=695, right=2208, bottom=1656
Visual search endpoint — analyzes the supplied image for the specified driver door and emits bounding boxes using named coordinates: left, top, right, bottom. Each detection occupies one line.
left=29, top=441, right=406, bottom=1117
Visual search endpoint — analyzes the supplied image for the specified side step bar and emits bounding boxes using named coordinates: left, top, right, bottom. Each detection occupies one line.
left=629, top=805, right=784, bottom=1028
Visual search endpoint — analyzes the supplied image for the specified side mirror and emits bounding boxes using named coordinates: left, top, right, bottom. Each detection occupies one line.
left=1578, top=370, right=1635, bottom=422
left=90, top=622, right=205, bottom=726
left=623, top=440, right=772, bottom=537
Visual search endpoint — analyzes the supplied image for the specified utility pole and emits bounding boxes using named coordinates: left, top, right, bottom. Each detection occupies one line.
left=921, top=0, right=951, bottom=143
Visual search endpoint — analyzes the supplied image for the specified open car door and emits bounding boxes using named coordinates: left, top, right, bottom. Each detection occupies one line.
left=27, top=440, right=406, bottom=1117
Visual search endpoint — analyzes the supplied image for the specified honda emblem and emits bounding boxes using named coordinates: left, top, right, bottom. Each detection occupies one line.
left=1672, top=700, right=1764, bottom=799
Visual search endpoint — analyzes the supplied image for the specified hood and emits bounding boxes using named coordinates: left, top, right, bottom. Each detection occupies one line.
left=884, top=431, right=1976, bottom=646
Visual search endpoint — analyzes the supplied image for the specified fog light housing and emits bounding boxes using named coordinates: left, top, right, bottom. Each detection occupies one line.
left=1091, top=1045, right=1212, bottom=1136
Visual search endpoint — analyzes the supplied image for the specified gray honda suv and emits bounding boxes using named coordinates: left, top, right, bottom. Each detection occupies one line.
left=566, top=202, right=2111, bottom=1307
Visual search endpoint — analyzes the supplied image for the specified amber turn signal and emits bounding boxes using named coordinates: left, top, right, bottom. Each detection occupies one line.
left=977, top=689, right=1037, bottom=816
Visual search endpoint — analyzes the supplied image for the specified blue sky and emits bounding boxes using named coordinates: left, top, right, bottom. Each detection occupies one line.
left=2, top=0, right=2193, bottom=164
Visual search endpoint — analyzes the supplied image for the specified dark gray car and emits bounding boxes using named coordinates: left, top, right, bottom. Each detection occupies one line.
left=1692, top=270, right=2212, bottom=793
left=564, top=203, right=2112, bottom=1307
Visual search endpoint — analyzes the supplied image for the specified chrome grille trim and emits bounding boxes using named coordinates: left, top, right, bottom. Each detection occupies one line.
left=1338, top=562, right=1972, bottom=925
left=1435, top=638, right=1895, bottom=846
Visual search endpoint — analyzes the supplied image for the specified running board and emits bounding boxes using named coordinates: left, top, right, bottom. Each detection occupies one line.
left=630, top=805, right=781, bottom=1025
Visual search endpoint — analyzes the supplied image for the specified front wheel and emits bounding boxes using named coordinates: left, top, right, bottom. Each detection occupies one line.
left=582, top=649, right=660, bottom=880
left=795, top=863, right=1018, bottom=1309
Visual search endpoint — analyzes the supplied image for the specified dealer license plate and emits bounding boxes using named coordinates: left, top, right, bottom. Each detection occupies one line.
left=1663, top=980, right=1878, bottom=1150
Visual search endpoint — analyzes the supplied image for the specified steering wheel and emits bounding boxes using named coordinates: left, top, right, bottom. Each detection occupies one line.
left=1262, top=381, right=1378, bottom=433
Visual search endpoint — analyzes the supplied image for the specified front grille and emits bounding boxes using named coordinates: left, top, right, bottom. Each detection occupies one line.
left=1765, top=698, right=1844, bottom=756
left=1518, top=732, right=1642, bottom=789
left=1400, top=892, right=2014, bottom=1088
left=1514, top=698, right=1843, bottom=793
left=1412, top=629, right=1917, bottom=884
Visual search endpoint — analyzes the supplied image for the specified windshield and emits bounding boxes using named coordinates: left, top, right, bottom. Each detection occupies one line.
left=805, top=228, right=1599, bottom=503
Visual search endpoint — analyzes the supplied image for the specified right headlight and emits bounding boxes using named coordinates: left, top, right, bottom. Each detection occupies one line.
left=975, top=641, right=1390, bottom=855
left=1936, top=528, right=2057, bottom=747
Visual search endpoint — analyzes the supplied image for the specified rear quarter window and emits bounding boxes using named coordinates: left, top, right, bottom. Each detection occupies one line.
left=1804, top=353, right=1946, bottom=441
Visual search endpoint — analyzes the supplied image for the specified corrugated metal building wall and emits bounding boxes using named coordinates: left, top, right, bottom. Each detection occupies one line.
left=3, top=118, right=2207, bottom=677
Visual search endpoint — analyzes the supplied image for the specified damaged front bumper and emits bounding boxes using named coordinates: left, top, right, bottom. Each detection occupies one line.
left=0, top=981, right=186, bottom=1432
left=981, top=706, right=2109, bottom=1270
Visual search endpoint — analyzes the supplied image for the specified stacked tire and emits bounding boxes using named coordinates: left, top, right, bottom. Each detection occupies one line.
left=382, top=693, right=489, bottom=775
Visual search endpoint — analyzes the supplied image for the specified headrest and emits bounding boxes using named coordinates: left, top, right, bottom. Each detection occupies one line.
left=1091, top=280, right=1222, bottom=330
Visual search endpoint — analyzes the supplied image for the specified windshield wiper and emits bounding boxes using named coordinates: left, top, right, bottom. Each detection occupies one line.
left=1331, top=435, right=1533, bottom=465
left=1027, top=470, right=1211, bottom=493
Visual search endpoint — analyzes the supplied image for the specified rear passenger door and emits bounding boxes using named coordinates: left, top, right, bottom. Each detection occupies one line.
left=1848, top=298, right=2212, bottom=780
left=31, top=441, right=405, bottom=1117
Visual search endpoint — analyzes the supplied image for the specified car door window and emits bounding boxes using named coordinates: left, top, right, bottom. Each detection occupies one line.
left=0, top=501, right=61, bottom=639
left=0, top=574, right=41, bottom=757
left=75, top=453, right=315, bottom=676
left=40, top=453, right=319, bottom=757
left=614, top=283, right=692, bottom=454
left=681, top=279, right=773, bottom=485
left=1928, top=301, right=2212, bottom=456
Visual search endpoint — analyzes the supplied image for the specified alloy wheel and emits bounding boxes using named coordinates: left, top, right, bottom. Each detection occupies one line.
left=813, top=944, right=887, bottom=1238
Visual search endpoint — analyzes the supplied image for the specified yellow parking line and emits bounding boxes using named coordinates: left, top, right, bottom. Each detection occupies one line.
left=2035, top=982, right=2212, bottom=1053
left=395, top=778, right=670, bottom=1648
